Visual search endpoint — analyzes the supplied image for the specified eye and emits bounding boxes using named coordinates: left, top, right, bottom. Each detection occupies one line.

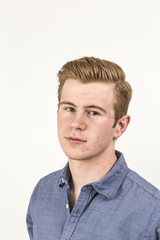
left=88, top=111, right=99, bottom=116
left=66, top=107, right=75, bottom=112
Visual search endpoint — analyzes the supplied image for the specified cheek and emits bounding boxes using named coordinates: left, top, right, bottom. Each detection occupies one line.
left=57, top=114, right=71, bottom=133
left=92, top=124, right=113, bottom=143
left=57, top=116, right=63, bottom=126
left=89, top=127, right=104, bottom=147
left=58, top=112, right=66, bottom=124
left=96, top=134, right=106, bottom=146
left=57, top=115, right=65, bottom=134
left=95, top=137, right=103, bottom=149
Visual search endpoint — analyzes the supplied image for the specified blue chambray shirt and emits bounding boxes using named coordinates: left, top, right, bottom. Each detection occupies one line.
left=26, top=151, right=160, bottom=240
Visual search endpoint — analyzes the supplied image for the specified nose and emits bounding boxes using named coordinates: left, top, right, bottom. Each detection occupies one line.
left=70, top=112, right=87, bottom=131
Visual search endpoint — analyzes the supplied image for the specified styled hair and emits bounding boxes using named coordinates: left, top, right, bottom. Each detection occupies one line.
left=57, top=56, right=132, bottom=127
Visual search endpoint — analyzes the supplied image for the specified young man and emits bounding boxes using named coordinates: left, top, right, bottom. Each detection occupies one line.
left=26, top=57, right=160, bottom=240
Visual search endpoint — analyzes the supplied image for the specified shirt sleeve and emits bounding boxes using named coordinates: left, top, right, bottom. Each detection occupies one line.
left=26, top=203, right=33, bottom=240
left=26, top=180, right=41, bottom=240
left=145, top=210, right=160, bottom=240
left=156, top=225, right=160, bottom=239
left=156, top=218, right=160, bottom=240
left=154, top=213, right=160, bottom=240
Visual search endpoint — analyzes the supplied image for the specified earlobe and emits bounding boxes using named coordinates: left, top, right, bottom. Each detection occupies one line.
left=114, top=115, right=130, bottom=139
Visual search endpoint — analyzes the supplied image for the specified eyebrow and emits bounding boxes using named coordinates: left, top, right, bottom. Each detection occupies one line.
left=59, top=101, right=107, bottom=114
left=60, top=101, right=76, bottom=107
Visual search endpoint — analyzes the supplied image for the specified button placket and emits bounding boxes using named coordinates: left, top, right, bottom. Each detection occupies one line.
left=61, top=187, right=93, bottom=240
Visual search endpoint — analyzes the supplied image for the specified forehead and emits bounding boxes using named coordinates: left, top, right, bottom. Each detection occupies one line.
left=60, top=79, right=114, bottom=107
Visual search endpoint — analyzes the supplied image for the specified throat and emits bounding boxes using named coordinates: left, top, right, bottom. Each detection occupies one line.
left=69, top=195, right=76, bottom=212
left=69, top=181, right=80, bottom=212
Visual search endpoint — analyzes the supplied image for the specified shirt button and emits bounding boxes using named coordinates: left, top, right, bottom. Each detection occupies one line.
left=66, top=203, right=69, bottom=209
left=61, top=178, right=65, bottom=183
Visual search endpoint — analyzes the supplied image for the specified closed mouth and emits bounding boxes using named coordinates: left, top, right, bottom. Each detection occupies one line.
left=66, top=137, right=87, bottom=143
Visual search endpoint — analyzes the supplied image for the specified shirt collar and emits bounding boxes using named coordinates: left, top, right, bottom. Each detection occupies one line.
left=59, top=151, right=130, bottom=199
left=91, top=151, right=130, bottom=199
left=59, top=162, right=71, bottom=187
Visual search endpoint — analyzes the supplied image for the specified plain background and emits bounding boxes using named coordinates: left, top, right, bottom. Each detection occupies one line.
left=0, top=0, right=160, bottom=239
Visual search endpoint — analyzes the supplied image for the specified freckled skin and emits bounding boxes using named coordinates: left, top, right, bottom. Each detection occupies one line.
left=57, top=79, right=118, bottom=162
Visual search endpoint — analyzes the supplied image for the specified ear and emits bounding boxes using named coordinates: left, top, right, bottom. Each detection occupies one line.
left=113, top=115, right=130, bottom=139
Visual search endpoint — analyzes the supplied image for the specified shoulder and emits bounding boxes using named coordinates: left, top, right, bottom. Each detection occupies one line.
left=124, top=169, right=160, bottom=236
left=116, top=168, right=160, bottom=238
left=30, top=169, right=63, bottom=201
left=39, top=169, right=62, bottom=184
left=37, top=169, right=63, bottom=191
left=126, top=169, right=160, bottom=202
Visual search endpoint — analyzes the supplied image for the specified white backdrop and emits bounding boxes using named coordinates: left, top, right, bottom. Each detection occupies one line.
left=0, top=0, right=160, bottom=239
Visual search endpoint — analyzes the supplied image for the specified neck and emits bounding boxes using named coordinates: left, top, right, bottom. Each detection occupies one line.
left=68, top=150, right=117, bottom=209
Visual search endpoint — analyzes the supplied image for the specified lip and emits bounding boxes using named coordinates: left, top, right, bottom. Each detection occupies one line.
left=65, top=137, right=87, bottom=144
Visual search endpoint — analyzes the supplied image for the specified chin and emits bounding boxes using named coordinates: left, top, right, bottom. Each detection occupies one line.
left=64, top=151, right=88, bottom=161
left=64, top=151, right=98, bottom=161
left=65, top=154, right=84, bottom=161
